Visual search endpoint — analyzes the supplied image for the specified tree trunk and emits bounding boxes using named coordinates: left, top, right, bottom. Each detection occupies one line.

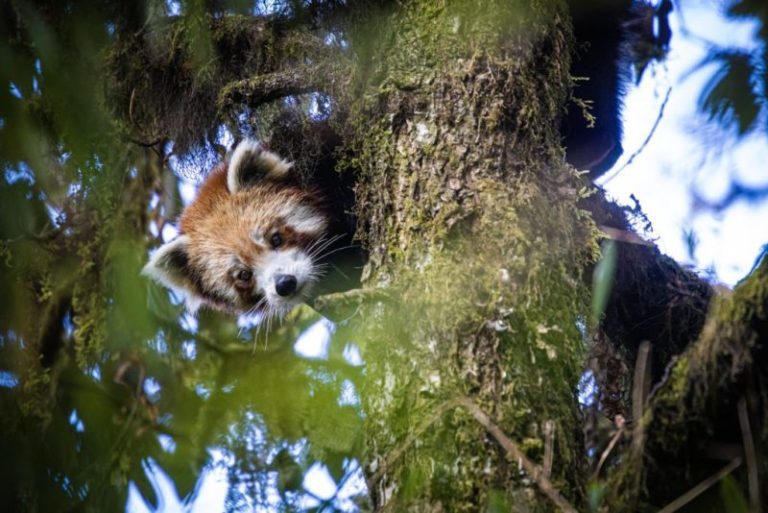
left=345, top=2, right=594, bottom=510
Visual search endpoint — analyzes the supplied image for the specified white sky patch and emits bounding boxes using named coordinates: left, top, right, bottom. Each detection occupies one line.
left=237, top=311, right=264, bottom=330
left=179, top=179, right=198, bottom=206
left=189, top=449, right=230, bottom=513
left=181, top=340, right=197, bottom=360
left=181, top=312, right=199, bottom=332
left=0, top=370, right=19, bottom=388
left=342, top=343, right=363, bottom=366
left=294, top=319, right=333, bottom=359
left=217, top=125, right=235, bottom=150
left=599, top=3, right=768, bottom=286
left=126, top=452, right=230, bottom=513
left=166, top=1, right=181, bottom=16
left=69, top=409, right=85, bottom=433
left=144, top=377, right=161, bottom=398
left=338, top=379, right=360, bottom=407
left=336, top=460, right=368, bottom=508
left=158, top=434, right=176, bottom=453
left=690, top=199, right=768, bottom=284
left=302, top=463, right=337, bottom=500
left=161, top=223, right=179, bottom=243
left=299, top=459, right=368, bottom=510
left=126, top=460, right=185, bottom=513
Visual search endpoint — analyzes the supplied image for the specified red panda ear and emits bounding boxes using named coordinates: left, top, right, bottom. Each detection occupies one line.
left=142, top=236, right=203, bottom=312
left=226, top=139, right=294, bottom=194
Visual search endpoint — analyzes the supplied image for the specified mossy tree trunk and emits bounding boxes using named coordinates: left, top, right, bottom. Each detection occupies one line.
left=344, top=2, right=595, bottom=510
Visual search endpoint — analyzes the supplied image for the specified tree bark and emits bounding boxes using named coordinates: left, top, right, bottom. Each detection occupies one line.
left=345, top=2, right=594, bottom=510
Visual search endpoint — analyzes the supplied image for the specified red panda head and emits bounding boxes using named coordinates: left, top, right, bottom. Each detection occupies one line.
left=143, top=140, right=330, bottom=317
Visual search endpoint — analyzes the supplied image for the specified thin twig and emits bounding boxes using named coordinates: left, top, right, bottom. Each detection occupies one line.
left=631, top=341, right=652, bottom=458
left=601, top=87, right=672, bottom=185
left=738, top=397, right=761, bottom=513
left=457, top=397, right=578, bottom=513
left=657, top=458, right=742, bottom=513
left=595, top=427, right=624, bottom=476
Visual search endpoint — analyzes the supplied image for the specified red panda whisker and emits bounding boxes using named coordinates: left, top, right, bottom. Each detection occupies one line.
left=306, top=234, right=336, bottom=254
left=305, top=234, right=334, bottom=256
left=307, top=233, right=346, bottom=260
left=315, top=244, right=362, bottom=262
left=244, top=296, right=268, bottom=321
left=311, top=233, right=345, bottom=253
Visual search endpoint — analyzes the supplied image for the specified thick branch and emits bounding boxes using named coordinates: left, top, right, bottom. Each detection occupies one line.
left=623, top=255, right=768, bottom=507
left=106, top=15, right=346, bottom=151
left=217, top=65, right=326, bottom=110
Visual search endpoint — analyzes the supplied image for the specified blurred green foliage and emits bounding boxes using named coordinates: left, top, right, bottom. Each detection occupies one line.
left=591, top=240, right=617, bottom=325
left=0, top=1, right=366, bottom=511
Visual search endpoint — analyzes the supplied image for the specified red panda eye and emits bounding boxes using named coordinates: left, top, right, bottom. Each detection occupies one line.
left=270, top=233, right=283, bottom=248
left=236, top=270, right=252, bottom=282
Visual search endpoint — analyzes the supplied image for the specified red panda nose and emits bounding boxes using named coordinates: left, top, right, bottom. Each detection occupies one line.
left=275, top=274, right=298, bottom=297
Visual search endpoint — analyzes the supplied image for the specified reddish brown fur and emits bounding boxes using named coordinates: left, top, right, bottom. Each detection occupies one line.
left=179, top=163, right=229, bottom=234
left=171, top=158, right=328, bottom=312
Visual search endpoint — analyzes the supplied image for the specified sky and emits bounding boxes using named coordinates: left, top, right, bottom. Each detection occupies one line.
left=598, top=0, right=768, bottom=286
left=127, top=1, right=768, bottom=512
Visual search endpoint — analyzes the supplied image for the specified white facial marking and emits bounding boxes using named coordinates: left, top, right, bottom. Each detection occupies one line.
left=251, top=229, right=266, bottom=246
left=278, top=204, right=327, bottom=234
left=257, top=247, right=317, bottom=311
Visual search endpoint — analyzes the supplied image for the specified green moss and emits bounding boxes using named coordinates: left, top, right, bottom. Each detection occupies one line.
left=345, top=1, right=594, bottom=510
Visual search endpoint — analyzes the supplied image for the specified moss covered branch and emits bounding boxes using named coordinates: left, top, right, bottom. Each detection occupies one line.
left=605, top=255, right=768, bottom=509
left=106, top=14, right=348, bottom=152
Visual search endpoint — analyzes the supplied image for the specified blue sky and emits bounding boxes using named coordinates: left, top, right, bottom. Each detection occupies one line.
left=599, top=0, right=768, bottom=285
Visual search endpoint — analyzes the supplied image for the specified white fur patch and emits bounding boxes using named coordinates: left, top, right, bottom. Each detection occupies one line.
left=142, top=235, right=201, bottom=312
left=278, top=203, right=327, bottom=234
left=257, top=247, right=317, bottom=310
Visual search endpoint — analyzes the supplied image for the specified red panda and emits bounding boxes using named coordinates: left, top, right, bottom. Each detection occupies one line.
left=143, top=140, right=340, bottom=317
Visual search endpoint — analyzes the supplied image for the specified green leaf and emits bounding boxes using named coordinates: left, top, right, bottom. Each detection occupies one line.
left=697, top=51, right=760, bottom=135
left=719, top=475, right=749, bottom=513
left=592, top=240, right=617, bottom=323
